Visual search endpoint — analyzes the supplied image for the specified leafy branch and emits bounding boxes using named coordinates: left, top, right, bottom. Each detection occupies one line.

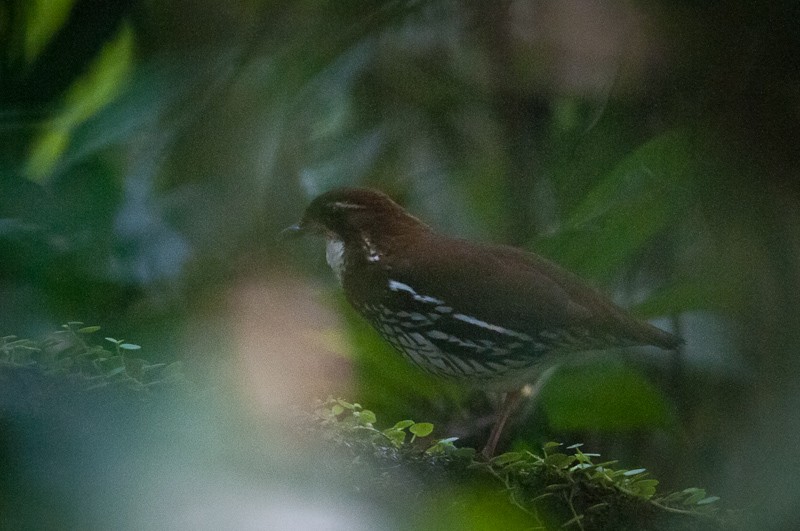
left=314, top=398, right=728, bottom=530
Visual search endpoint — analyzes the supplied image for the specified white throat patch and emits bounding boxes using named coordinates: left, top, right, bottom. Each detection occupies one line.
left=325, top=237, right=346, bottom=283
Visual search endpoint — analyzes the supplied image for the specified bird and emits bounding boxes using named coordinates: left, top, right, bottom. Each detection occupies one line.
left=283, top=187, right=682, bottom=457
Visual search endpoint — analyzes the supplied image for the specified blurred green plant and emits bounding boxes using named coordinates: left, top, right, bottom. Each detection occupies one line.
left=26, top=23, right=134, bottom=180
left=0, top=322, right=187, bottom=394
left=540, top=362, right=674, bottom=432
left=537, top=128, right=697, bottom=283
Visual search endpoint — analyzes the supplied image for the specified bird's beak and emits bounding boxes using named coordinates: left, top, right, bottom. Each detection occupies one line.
left=279, top=222, right=306, bottom=240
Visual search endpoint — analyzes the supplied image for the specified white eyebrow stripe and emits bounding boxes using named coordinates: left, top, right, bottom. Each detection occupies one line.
left=451, top=313, right=532, bottom=341
left=388, top=280, right=445, bottom=305
left=332, top=201, right=367, bottom=210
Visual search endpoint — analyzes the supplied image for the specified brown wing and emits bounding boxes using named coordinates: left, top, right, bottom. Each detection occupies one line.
left=387, top=233, right=680, bottom=350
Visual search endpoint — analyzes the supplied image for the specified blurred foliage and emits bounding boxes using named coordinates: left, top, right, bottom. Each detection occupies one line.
left=0, top=322, right=188, bottom=397
left=0, top=326, right=730, bottom=529
left=540, top=362, right=674, bottom=432
left=1, top=0, right=800, bottom=528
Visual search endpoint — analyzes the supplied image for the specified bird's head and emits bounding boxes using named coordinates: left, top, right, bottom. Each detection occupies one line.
left=282, top=187, right=428, bottom=242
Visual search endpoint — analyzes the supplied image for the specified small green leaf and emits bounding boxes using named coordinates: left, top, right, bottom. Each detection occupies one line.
left=409, top=422, right=433, bottom=437
left=358, top=409, right=377, bottom=424
left=452, top=447, right=476, bottom=459
left=119, top=343, right=141, bottom=350
left=491, top=452, right=524, bottom=465
left=574, top=451, right=593, bottom=464
left=78, top=326, right=101, bottom=334
left=631, top=479, right=659, bottom=498
left=104, top=337, right=120, bottom=344
left=383, top=428, right=405, bottom=447
left=623, top=468, right=647, bottom=476
left=696, top=496, right=720, bottom=506
left=392, top=420, right=415, bottom=430
left=682, top=488, right=707, bottom=505
left=544, top=453, right=575, bottom=468
left=331, top=404, right=344, bottom=416
left=336, top=399, right=356, bottom=410
left=426, top=437, right=459, bottom=455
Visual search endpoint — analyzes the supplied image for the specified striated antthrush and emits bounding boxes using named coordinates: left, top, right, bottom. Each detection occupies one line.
left=284, top=187, right=681, bottom=457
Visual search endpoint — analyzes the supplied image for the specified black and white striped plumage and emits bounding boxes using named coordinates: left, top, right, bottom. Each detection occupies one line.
left=285, top=187, right=681, bottom=390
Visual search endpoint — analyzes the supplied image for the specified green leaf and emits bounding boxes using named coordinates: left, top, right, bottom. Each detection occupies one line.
left=358, top=409, right=377, bottom=425
left=331, top=404, right=344, bottom=416
left=631, top=479, right=660, bottom=498
left=543, top=453, right=575, bottom=468
left=623, top=468, right=647, bottom=476
left=491, top=452, right=525, bottom=465
left=452, top=447, right=476, bottom=459
left=27, top=24, right=135, bottom=180
left=535, top=129, right=697, bottom=281
left=409, top=422, right=433, bottom=437
left=336, top=399, right=356, bottom=410
left=696, top=496, right=720, bottom=505
left=391, top=420, right=415, bottom=430
left=23, top=0, right=75, bottom=62
left=119, top=343, right=141, bottom=350
left=383, top=428, right=405, bottom=447
left=682, top=488, right=707, bottom=505
left=425, top=438, right=459, bottom=456
left=77, top=326, right=101, bottom=334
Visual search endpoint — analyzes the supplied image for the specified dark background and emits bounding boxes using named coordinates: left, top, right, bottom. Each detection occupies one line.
left=1, top=1, right=799, bottom=528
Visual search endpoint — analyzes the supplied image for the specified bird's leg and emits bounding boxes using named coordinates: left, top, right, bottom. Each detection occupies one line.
left=481, top=389, right=524, bottom=459
left=480, top=367, right=558, bottom=459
